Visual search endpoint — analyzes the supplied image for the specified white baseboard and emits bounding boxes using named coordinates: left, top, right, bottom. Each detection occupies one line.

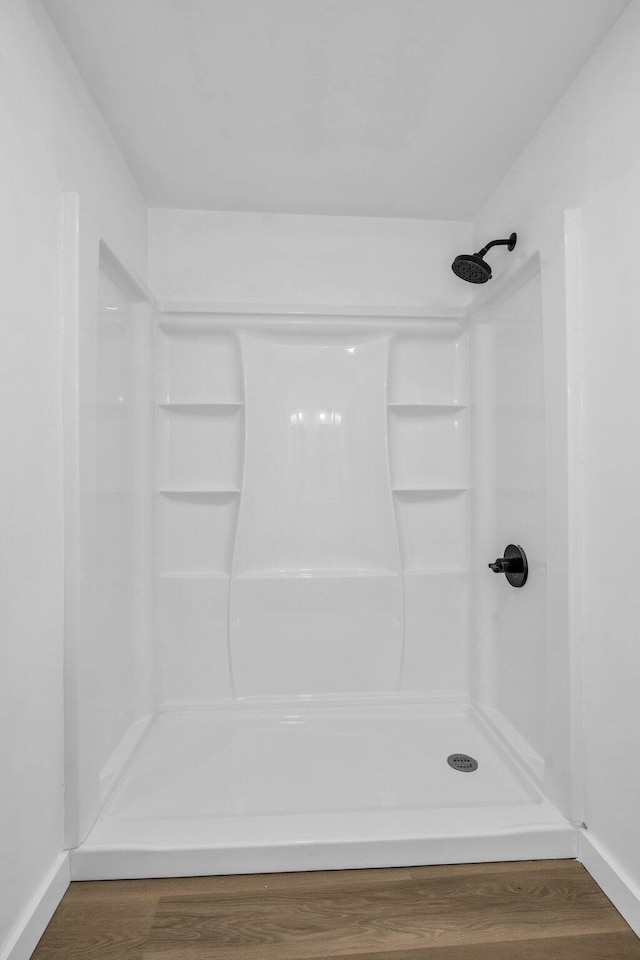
left=579, top=830, right=640, bottom=937
left=0, top=854, right=69, bottom=960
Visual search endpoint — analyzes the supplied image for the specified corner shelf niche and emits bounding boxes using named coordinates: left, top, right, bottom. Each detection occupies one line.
left=157, top=490, right=239, bottom=577
left=155, top=322, right=245, bottom=602
left=157, top=403, right=243, bottom=492
left=393, top=489, right=468, bottom=573
left=387, top=330, right=469, bottom=577
left=387, top=332, right=468, bottom=407
left=156, top=327, right=243, bottom=405
left=388, top=405, right=468, bottom=492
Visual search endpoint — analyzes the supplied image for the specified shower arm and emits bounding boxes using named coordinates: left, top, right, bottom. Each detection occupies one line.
left=476, top=236, right=516, bottom=258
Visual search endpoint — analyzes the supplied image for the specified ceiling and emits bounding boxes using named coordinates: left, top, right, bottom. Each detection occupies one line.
left=42, top=0, right=629, bottom=219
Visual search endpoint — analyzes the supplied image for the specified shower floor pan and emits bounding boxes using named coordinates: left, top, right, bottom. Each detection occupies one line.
left=70, top=699, right=576, bottom=880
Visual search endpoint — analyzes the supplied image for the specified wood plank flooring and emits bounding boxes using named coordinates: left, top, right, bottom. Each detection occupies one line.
left=32, top=860, right=640, bottom=960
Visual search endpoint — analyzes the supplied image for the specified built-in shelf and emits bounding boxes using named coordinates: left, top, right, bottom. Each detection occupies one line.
left=157, top=402, right=243, bottom=412
left=234, top=567, right=468, bottom=579
left=158, top=489, right=240, bottom=498
left=235, top=568, right=399, bottom=580
left=388, top=403, right=466, bottom=414
left=159, top=572, right=230, bottom=580
left=393, top=487, right=467, bottom=496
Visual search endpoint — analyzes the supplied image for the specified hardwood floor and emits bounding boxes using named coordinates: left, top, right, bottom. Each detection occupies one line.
left=32, top=860, right=640, bottom=960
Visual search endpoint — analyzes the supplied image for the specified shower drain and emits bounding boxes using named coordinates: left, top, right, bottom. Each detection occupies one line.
left=447, top=753, right=478, bottom=773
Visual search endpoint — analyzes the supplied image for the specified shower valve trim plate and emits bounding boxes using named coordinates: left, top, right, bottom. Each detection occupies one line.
left=488, top=544, right=528, bottom=588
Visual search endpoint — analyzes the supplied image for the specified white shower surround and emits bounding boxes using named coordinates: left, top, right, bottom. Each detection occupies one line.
left=66, top=223, right=581, bottom=878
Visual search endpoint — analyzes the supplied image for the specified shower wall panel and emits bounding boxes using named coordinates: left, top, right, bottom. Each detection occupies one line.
left=91, top=270, right=137, bottom=765
left=70, top=258, right=156, bottom=843
left=230, top=334, right=403, bottom=695
left=155, top=313, right=469, bottom=703
left=470, top=265, right=547, bottom=781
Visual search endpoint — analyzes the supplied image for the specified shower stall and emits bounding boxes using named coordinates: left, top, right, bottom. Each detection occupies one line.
left=64, top=209, right=581, bottom=880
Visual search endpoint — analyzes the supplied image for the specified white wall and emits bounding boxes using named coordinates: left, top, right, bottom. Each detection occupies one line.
left=0, top=1, right=146, bottom=954
left=148, top=209, right=471, bottom=308
left=473, top=0, right=640, bottom=922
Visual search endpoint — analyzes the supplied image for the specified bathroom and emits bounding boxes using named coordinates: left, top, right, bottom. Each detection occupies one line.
left=2, top=1, right=640, bottom=957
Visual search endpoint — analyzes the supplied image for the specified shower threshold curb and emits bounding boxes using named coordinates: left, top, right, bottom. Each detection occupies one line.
left=70, top=822, right=577, bottom=881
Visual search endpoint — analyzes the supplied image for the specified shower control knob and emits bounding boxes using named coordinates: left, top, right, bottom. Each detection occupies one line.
left=488, top=544, right=528, bottom=588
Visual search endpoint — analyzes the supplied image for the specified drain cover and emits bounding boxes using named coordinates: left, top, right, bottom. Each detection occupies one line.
left=447, top=753, right=478, bottom=772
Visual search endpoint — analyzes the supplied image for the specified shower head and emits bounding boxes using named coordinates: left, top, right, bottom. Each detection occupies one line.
left=451, top=253, right=493, bottom=284
left=451, top=232, right=517, bottom=283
